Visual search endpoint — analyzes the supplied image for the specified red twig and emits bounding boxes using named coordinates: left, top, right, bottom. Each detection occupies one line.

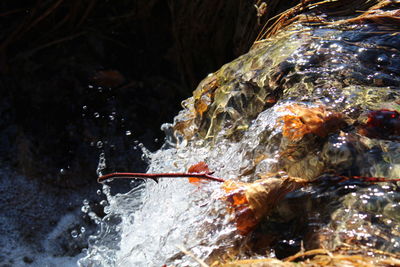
left=340, top=175, right=400, bottom=183
left=98, top=172, right=226, bottom=183
left=97, top=171, right=399, bottom=185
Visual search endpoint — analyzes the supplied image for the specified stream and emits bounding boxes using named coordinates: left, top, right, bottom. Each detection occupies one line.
left=2, top=1, right=399, bottom=266
left=78, top=20, right=400, bottom=266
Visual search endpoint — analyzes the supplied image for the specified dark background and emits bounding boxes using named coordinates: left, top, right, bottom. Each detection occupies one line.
left=0, top=0, right=296, bottom=261
left=0, top=0, right=278, bottom=187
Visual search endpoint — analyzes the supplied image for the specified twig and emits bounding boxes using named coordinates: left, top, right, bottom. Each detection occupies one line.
left=24, top=0, right=65, bottom=34
left=339, top=175, right=400, bottom=183
left=176, top=245, right=209, bottom=267
left=284, top=248, right=330, bottom=262
left=19, top=32, right=85, bottom=57
left=76, top=0, right=96, bottom=28
left=98, top=172, right=226, bottom=183
left=0, top=8, right=25, bottom=17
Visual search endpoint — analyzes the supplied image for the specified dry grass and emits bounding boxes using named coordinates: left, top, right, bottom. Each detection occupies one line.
left=219, top=248, right=400, bottom=266
left=254, top=0, right=399, bottom=42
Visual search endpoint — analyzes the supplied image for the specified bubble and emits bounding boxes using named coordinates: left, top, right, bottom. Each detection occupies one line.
left=100, top=200, right=108, bottom=206
left=83, top=105, right=88, bottom=110
left=109, top=115, right=115, bottom=121
left=96, top=189, right=102, bottom=195
left=60, top=168, right=66, bottom=175
left=126, top=130, right=131, bottom=136
left=71, top=230, right=79, bottom=238
left=81, top=227, right=86, bottom=233
left=94, top=112, right=100, bottom=118
left=83, top=199, right=89, bottom=205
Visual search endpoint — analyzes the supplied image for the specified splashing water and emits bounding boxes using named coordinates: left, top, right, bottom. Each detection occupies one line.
left=78, top=102, right=287, bottom=266
left=79, top=21, right=400, bottom=266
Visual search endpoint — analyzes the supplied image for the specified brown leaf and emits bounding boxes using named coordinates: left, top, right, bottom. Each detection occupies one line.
left=222, top=176, right=307, bottom=235
left=278, top=104, right=345, bottom=142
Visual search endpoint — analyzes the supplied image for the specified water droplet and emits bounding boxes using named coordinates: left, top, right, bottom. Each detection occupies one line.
left=81, top=205, right=89, bottom=213
left=88, top=85, right=94, bottom=89
left=60, top=168, right=66, bottom=175
left=82, top=105, right=87, bottom=110
left=126, top=130, right=131, bottom=136
left=71, top=230, right=78, bottom=238
left=97, top=141, right=103, bottom=148
left=97, top=153, right=107, bottom=176
left=102, top=184, right=111, bottom=196
left=94, top=112, right=100, bottom=118
left=109, top=115, right=115, bottom=121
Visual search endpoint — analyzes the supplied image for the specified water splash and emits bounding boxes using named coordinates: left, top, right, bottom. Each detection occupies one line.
left=79, top=22, right=400, bottom=266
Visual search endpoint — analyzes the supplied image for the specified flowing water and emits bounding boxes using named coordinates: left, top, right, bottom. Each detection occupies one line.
left=78, top=104, right=285, bottom=266
left=78, top=21, right=400, bottom=266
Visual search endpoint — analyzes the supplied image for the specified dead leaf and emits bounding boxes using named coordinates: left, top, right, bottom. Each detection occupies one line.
left=188, top=161, right=211, bottom=185
left=222, top=176, right=307, bottom=235
left=278, top=104, right=345, bottom=142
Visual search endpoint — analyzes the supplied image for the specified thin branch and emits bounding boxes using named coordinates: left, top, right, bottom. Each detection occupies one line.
left=19, top=32, right=85, bottom=57
left=98, top=172, right=226, bottom=183
left=76, top=0, right=96, bottom=28
left=176, top=245, right=209, bottom=267
left=98, top=171, right=399, bottom=185
left=24, top=0, right=65, bottom=34
left=0, top=8, right=25, bottom=17
left=340, top=175, right=400, bottom=183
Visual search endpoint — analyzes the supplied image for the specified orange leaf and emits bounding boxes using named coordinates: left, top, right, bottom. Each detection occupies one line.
left=188, top=161, right=210, bottom=185
left=222, top=176, right=307, bottom=235
left=278, top=104, right=345, bottom=141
